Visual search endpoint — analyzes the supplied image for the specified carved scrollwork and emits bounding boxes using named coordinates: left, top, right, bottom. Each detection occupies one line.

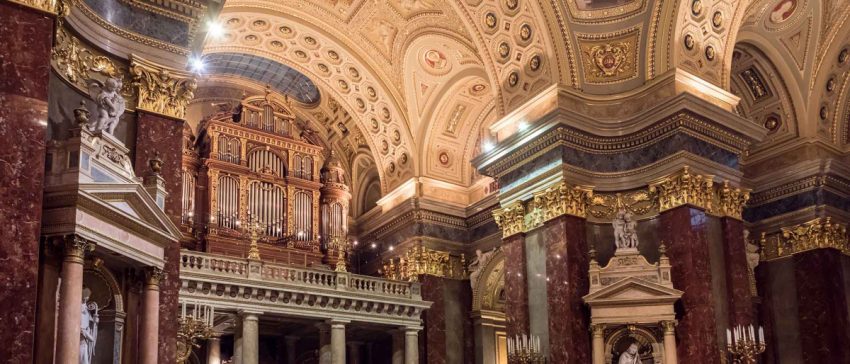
left=649, top=166, right=715, bottom=213
left=760, top=217, right=849, bottom=261
left=130, top=56, right=197, bottom=120
left=588, top=190, right=656, bottom=219
left=716, top=180, right=750, bottom=220
left=531, top=182, right=593, bottom=221
left=51, top=27, right=135, bottom=103
left=493, top=201, right=526, bottom=238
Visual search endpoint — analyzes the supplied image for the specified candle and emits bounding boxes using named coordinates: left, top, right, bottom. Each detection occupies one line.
left=727, top=329, right=732, bottom=345
left=758, top=327, right=764, bottom=344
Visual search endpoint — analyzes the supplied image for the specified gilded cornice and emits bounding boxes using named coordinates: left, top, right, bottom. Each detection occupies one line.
left=9, top=0, right=61, bottom=14
left=760, top=218, right=849, bottom=261
left=492, top=201, right=525, bottom=238
left=51, top=26, right=137, bottom=109
left=130, top=55, right=196, bottom=120
left=381, top=245, right=466, bottom=281
left=531, top=182, right=593, bottom=221
left=649, top=166, right=716, bottom=213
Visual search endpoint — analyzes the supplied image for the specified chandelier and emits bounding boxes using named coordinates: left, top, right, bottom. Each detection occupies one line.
left=507, top=333, right=545, bottom=364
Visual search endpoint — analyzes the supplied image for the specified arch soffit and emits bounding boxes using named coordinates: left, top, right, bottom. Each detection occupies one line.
left=472, top=249, right=505, bottom=312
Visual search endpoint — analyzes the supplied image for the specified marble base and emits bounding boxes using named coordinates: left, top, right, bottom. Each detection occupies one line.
left=0, top=2, right=53, bottom=362
left=503, top=234, right=530, bottom=338
left=543, top=216, right=591, bottom=363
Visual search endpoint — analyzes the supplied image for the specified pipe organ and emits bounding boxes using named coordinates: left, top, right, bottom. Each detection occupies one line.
left=181, top=92, right=350, bottom=266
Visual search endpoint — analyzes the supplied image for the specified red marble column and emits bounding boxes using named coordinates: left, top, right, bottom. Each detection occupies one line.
left=503, top=234, right=530, bottom=338
left=720, top=218, right=754, bottom=326
left=793, top=249, right=850, bottom=362
left=134, top=111, right=186, bottom=363
left=420, top=275, right=447, bottom=364
left=139, top=268, right=163, bottom=364
left=658, top=207, right=721, bottom=364
left=543, top=215, right=591, bottom=363
left=55, top=238, right=94, bottom=364
left=0, top=2, right=54, bottom=362
left=34, top=241, right=62, bottom=364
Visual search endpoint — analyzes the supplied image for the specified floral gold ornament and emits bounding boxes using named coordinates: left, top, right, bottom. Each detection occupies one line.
left=764, top=116, right=780, bottom=132
left=508, top=71, right=520, bottom=87
left=52, top=28, right=134, bottom=103
left=705, top=45, right=716, bottom=61
left=649, top=166, right=715, bottom=213
left=493, top=201, right=526, bottom=238
left=760, top=218, right=849, bottom=261
left=529, top=55, right=542, bottom=71
left=716, top=181, right=750, bottom=220
left=485, top=12, right=498, bottom=28
left=519, top=24, right=532, bottom=41
left=531, top=182, right=593, bottom=221
left=381, top=246, right=466, bottom=281
left=129, top=56, right=197, bottom=120
left=587, top=190, right=655, bottom=219
left=498, top=42, right=511, bottom=59
left=577, top=30, right=641, bottom=84
left=684, top=34, right=695, bottom=50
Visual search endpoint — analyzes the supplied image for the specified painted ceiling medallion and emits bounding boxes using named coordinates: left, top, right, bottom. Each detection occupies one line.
left=519, top=24, right=532, bottom=41
left=505, top=0, right=518, bottom=11
left=691, top=0, right=703, bottom=16
left=819, top=106, right=829, bottom=120
left=270, top=40, right=284, bottom=50
left=399, top=153, right=408, bottom=165
left=304, top=36, right=317, bottom=46
left=498, top=42, right=511, bottom=59
left=470, top=83, right=488, bottom=96
left=529, top=54, right=542, bottom=72
left=370, top=118, right=379, bottom=131
left=508, top=71, right=519, bottom=87
left=684, top=34, right=695, bottom=50
left=317, top=63, right=330, bottom=74
left=826, top=78, right=836, bottom=92
left=438, top=151, right=450, bottom=166
left=588, top=42, right=629, bottom=77
left=381, top=107, right=391, bottom=121
left=712, top=11, right=722, bottom=28
left=770, top=0, right=796, bottom=24
left=327, top=50, right=340, bottom=61
left=388, top=162, right=396, bottom=173
left=705, top=45, right=716, bottom=61
left=423, top=49, right=448, bottom=71
left=294, top=49, right=308, bottom=60
left=485, top=12, right=498, bottom=29
left=348, top=67, right=361, bottom=80
left=367, top=86, right=377, bottom=100
left=764, top=116, right=780, bottom=132
left=278, top=26, right=294, bottom=38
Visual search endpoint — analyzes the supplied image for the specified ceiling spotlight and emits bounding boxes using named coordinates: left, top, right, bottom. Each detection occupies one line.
left=189, top=56, right=205, bottom=74
left=518, top=121, right=529, bottom=131
left=483, top=141, right=495, bottom=152
left=207, top=20, right=225, bottom=39
left=370, top=243, right=377, bottom=249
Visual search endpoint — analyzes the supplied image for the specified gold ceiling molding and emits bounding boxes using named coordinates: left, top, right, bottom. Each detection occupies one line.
left=381, top=245, right=466, bottom=281
left=760, top=217, right=849, bottom=261
left=129, top=55, right=197, bottom=120
left=577, top=28, right=641, bottom=85
left=51, top=27, right=137, bottom=109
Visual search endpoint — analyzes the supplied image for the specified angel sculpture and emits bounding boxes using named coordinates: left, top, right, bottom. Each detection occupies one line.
left=89, top=77, right=126, bottom=135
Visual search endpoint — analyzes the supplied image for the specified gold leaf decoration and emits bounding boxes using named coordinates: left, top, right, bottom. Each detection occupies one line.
left=649, top=166, right=715, bottom=213
left=760, top=218, right=849, bottom=261
left=492, top=201, right=526, bottom=238
left=130, top=56, right=197, bottom=120
left=531, top=182, right=593, bottom=221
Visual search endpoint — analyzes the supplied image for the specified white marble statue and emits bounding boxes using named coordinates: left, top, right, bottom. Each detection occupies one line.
left=468, top=248, right=498, bottom=290
left=89, top=77, right=126, bottom=135
left=613, top=209, right=639, bottom=252
left=744, top=229, right=760, bottom=272
left=618, top=342, right=640, bottom=364
left=80, top=287, right=98, bottom=364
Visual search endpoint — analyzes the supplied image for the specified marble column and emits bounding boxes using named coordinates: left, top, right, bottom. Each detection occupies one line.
left=503, top=234, right=529, bottom=338
left=55, top=237, right=94, bottom=364
left=720, top=217, right=754, bottom=326
left=404, top=327, right=420, bottom=364
left=134, top=111, right=186, bottom=364
left=347, top=341, right=362, bottom=364
left=420, top=275, right=446, bottom=363
left=392, top=330, right=404, bottom=364
left=658, top=207, right=720, bottom=364
left=793, top=249, right=850, bottom=362
left=318, top=323, right=331, bottom=364
left=0, top=2, right=54, bottom=361
left=207, top=335, right=222, bottom=364
left=662, top=321, right=678, bottom=364
left=285, top=335, right=298, bottom=364
left=591, top=324, right=604, bottom=364
left=329, top=319, right=347, bottom=364
left=139, top=267, right=164, bottom=364
left=241, top=312, right=260, bottom=364
left=543, top=215, right=590, bottom=363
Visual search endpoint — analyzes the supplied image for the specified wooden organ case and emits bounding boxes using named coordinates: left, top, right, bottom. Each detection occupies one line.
left=181, top=93, right=349, bottom=267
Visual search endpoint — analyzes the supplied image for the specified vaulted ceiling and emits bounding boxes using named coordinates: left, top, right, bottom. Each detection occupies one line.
left=195, top=0, right=850, bottom=205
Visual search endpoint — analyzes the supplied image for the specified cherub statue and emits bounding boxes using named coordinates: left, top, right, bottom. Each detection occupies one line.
left=89, top=77, right=126, bottom=134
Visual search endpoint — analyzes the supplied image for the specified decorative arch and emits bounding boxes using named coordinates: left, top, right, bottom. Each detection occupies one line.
left=471, top=248, right=505, bottom=312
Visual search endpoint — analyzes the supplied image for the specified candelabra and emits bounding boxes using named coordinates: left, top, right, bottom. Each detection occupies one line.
left=177, top=302, right=215, bottom=364
left=726, top=324, right=766, bottom=364
left=507, top=334, right=545, bottom=364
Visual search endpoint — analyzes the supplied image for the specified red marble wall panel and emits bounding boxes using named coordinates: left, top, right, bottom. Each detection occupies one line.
left=658, top=207, right=721, bottom=364
left=794, top=249, right=850, bottom=362
left=503, top=234, right=530, bottom=338
left=720, top=218, right=754, bottom=326
left=420, top=275, right=447, bottom=364
left=0, top=2, right=53, bottom=362
left=134, top=111, right=185, bottom=363
left=543, top=215, right=591, bottom=364
left=755, top=263, right=777, bottom=364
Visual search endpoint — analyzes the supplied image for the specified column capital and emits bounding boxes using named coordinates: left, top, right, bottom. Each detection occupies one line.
left=237, top=310, right=263, bottom=320
left=143, top=267, right=164, bottom=289
left=129, top=55, right=196, bottom=120
left=327, top=318, right=350, bottom=328
left=590, top=323, right=606, bottom=336
left=60, top=235, right=95, bottom=263
left=661, top=320, right=677, bottom=333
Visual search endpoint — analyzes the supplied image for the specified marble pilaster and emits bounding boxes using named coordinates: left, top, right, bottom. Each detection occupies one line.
left=720, top=218, right=754, bottom=326
left=658, top=207, right=721, bottom=364
left=405, top=327, right=421, bottom=364
left=0, top=2, right=54, bottom=361
left=793, top=249, right=850, bottom=362
left=420, top=275, right=447, bottom=364
left=542, top=215, right=591, bottom=363
left=503, top=233, right=530, bottom=338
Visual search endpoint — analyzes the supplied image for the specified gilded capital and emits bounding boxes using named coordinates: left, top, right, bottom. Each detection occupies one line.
left=62, top=235, right=95, bottom=263
left=493, top=201, right=526, bottom=238
left=649, top=166, right=715, bottom=213
left=716, top=180, right=750, bottom=220
left=591, top=323, right=606, bottom=336
left=532, top=182, right=593, bottom=221
left=381, top=246, right=464, bottom=281
left=661, top=320, right=677, bottom=333
left=9, top=0, right=61, bottom=14
left=144, top=267, right=166, bottom=288
left=760, top=217, right=849, bottom=261
left=130, top=55, right=196, bottom=120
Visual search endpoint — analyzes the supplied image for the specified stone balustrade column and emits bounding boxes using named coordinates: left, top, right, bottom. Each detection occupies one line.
left=285, top=335, right=299, bottom=364
left=241, top=311, right=261, bottom=364
left=404, top=327, right=420, bottom=364
left=329, top=319, right=348, bottom=364
left=139, top=267, right=164, bottom=364
left=55, top=237, right=94, bottom=363
left=662, top=321, right=678, bottom=364
left=591, top=324, right=605, bottom=364
left=207, top=334, right=222, bottom=364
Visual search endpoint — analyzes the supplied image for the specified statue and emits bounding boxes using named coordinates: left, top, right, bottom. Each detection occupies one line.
left=89, top=77, right=126, bottom=134
left=468, top=248, right=498, bottom=290
left=744, top=230, right=760, bottom=272
left=613, top=209, right=639, bottom=253
left=617, top=342, right=640, bottom=364
left=80, top=287, right=99, bottom=364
